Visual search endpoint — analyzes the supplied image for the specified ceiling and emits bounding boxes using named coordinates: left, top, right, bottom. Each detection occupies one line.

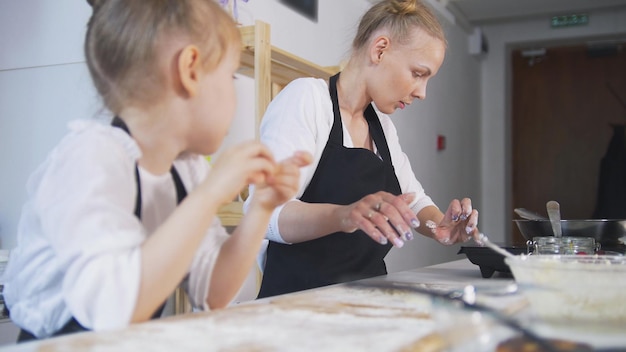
left=443, top=0, right=626, bottom=26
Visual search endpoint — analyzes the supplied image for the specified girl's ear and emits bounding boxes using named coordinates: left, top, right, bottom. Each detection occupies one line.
left=178, top=45, right=201, bottom=97
left=369, top=36, right=390, bottom=64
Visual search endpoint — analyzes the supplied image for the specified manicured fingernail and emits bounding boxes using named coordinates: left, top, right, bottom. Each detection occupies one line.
left=466, top=226, right=473, bottom=234
left=379, top=236, right=388, bottom=245
left=393, top=237, right=404, bottom=248
left=411, top=219, right=420, bottom=228
left=402, top=192, right=416, bottom=200
left=460, top=214, right=468, bottom=221
left=425, top=220, right=437, bottom=229
left=452, top=215, right=460, bottom=221
left=404, top=232, right=413, bottom=241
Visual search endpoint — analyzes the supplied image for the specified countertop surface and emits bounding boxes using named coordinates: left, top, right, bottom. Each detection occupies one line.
left=1, top=259, right=624, bottom=351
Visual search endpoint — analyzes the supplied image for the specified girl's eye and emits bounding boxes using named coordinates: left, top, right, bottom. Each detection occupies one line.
left=413, top=71, right=423, bottom=78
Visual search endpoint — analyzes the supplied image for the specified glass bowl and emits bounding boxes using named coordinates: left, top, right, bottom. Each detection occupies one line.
left=528, top=236, right=598, bottom=255
left=505, top=254, right=626, bottom=324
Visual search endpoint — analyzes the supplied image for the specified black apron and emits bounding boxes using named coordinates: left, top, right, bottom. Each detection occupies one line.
left=258, top=73, right=402, bottom=298
left=17, top=116, right=187, bottom=342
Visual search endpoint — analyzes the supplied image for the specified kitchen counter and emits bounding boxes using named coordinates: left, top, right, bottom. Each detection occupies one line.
left=1, top=259, right=624, bottom=351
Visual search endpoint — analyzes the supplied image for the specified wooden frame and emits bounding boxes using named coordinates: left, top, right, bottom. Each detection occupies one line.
left=217, top=21, right=338, bottom=227
left=238, top=20, right=338, bottom=137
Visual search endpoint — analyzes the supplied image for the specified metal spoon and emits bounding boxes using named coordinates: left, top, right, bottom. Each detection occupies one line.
left=514, top=208, right=546, bottom=220
left=348, top=281, right=560, bottom=352
left=474, top=233, right=515, bottom=258
left=546, top=201, right=562, bottom=238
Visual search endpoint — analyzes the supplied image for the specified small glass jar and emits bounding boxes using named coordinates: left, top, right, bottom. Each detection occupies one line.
left=526, top=236, right=599, bottom=255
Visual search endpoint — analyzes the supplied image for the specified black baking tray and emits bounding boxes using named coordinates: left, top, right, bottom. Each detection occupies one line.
left=458, top=245, right=527, bottom=278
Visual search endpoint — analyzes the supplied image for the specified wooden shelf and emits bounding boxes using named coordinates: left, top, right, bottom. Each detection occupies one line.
left=217, top=20, right=339, bottom=227
left=237, top=20, right=339, bottom=135
left=217, top=201, right=244, bottom=228
left=239, top=41, right=338, bottom=87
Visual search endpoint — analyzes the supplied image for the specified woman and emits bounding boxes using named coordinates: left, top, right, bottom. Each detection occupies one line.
left=248, top=0, right=479, bottom=298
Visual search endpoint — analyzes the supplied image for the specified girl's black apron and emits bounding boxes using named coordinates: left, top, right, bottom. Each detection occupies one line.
left=16, top=117, right=186, bottom=342
left=258, top=73, right=402, bottom=298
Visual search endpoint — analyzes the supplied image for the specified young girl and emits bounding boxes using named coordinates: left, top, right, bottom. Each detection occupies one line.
left=2, top=0, right=311, bottom=341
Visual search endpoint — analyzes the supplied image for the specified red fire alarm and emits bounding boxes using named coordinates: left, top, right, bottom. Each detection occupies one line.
left=437, top=134, right=446, bottom=151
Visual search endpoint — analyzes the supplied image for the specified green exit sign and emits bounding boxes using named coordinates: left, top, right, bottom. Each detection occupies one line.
left=551, top=13, right=589, bottom=28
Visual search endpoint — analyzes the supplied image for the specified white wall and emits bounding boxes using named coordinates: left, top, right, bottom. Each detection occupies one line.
left=0, top=0, right=482, bottom=271
left=0, top=0, right=99, bottom=249
left=479, top=8, right=626, bottom=245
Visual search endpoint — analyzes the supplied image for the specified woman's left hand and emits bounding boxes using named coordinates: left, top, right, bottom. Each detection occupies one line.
left=426, top=198, right=479, bottom=245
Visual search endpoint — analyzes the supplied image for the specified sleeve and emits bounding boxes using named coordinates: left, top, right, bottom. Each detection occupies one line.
left=379, top=114, right=437, bottom=214
left=244, top=78, right=334, bottom=244
left=181, top=157, right=230, bottom=310
left=37, top=127, right=148, bottom=331
left=186, top=218, right=229, bottom=311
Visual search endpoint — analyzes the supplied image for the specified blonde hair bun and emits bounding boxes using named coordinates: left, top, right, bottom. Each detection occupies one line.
left=353, top=0, right=446, bottom=51
left=387, top=0, right=420, bottom=16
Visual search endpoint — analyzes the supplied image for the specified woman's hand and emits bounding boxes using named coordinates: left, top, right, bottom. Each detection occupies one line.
left=339, top=191, right=420, bottom=248
left=251, top=151, right=313, bottom=210
left=424, top=198, right=479, bottom=245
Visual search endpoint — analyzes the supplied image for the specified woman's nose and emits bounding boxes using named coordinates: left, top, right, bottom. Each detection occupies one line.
left=412, top=81, right=427, bottom=100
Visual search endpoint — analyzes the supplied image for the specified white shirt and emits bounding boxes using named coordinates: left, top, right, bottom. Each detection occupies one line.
left=246, top=77, right=435, bottom=244
left=2, top=120, right=228, bottom=338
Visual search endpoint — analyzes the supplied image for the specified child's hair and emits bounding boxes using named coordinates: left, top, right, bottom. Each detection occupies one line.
left=85, top=0, right=241, bottom=114
left=353, top=0, right=446, bottom=52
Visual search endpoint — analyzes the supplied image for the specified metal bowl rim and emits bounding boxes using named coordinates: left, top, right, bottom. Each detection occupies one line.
left=505, top=254, right=626, bottom=270
left=514, top=219, right=626, bottom=223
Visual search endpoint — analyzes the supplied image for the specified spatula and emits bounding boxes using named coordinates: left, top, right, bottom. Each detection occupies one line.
left=546, top=201, right=562, bottom=238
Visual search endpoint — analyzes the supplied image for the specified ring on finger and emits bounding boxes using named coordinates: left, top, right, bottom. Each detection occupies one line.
left=374, top=202, right=382, bottom=212
left=367, top=212, right=373, bottom=219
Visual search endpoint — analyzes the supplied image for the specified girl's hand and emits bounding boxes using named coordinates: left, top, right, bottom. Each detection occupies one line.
left=425, top=198, right=479, bottom=245
left=339, top=191, right=420, bottom=248
left=203, top=141, right=277, bottom=205
left=251, top=151, right=313, bottom=210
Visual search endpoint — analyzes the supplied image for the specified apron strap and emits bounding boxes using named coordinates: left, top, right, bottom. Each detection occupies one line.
left=328, top=73, right=394, bottom=165
left=111, top=116, right=188, bottom=215
left=364, top=104, right=394, bottom=165
left=111, top=116, right=187, bottom=320
left=112, top=116, right=142, bottom=217
left=327, top=73, right=344, bottom=144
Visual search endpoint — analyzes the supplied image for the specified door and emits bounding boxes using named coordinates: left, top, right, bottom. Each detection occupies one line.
left=511, top=42, right=626, bottom=244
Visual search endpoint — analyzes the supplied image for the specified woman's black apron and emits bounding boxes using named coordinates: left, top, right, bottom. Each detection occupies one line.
left=16, top=117, right=186, bottom=342
left=258, top=73, right=402, bottom=298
